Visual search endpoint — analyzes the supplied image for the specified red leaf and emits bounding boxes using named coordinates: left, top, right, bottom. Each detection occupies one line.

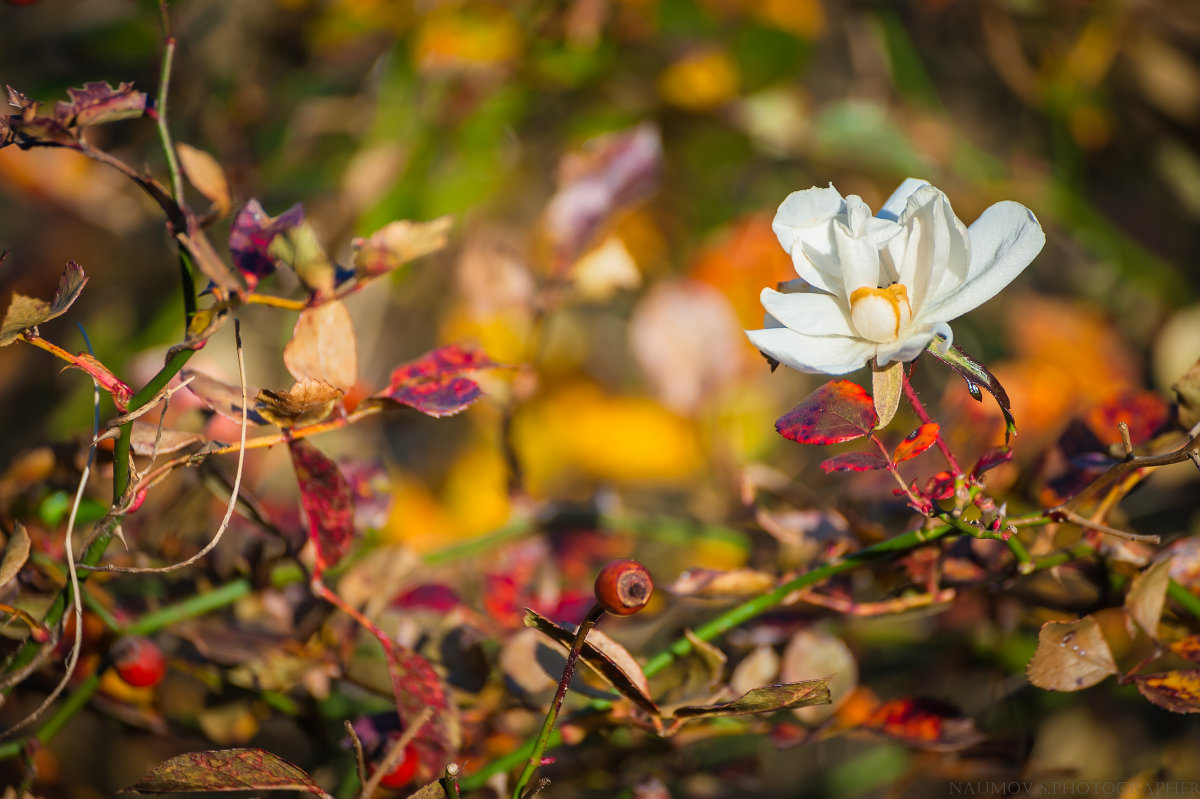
left=288, top=439, right=354, bottom=571
left=122, top=748, right=325, bottom=795
left=373, top=344, right=496, bottom=418
left=861, top=697, right=985, bottom=752
left=53, top=81, right=146, bottom=128
left=776, top=380, right=877, bottom=445
left=383, top=645, right=460, bottom=782
left=971, top=446, right=1012, bottom=478
left=1083, top=391, right=1171, bottom=447
left=893, top=422, right=940, bottom=464
left=229, top=200, right=305, bottom=288
left=820, top=452, right=889, bottom=473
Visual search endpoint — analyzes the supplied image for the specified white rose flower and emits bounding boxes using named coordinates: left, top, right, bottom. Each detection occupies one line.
left=746, top=179, right=1045, bottom=375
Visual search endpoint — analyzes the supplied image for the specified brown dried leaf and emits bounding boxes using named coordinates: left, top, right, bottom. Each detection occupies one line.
left=120, top=748, right=326, bottom=795
left=1125, top=558, right=1173, bottom=639
left=0, top=522, right=30, bottom=589
left=182, top=369, right=265, bottom=425
left=353, top=216, right=453, bottom=278
left=729, top=645, right=780, bottom=696
left=129, top=422, right=205, bottom=457
left=283, top=300, right=358, bottom=390
left=1134, top=669, right=1200, bottom=713
left=177, top=143, right=231, bottom=216
left=1027, top=616, right=1118, bottom=691
left=780, top=629, right=857, bottom=724
left=404, top=781, right=453, bottom=799
left=672, top=679, right=831, bottom=719
left=524, top=609, right=658, bottom=715
left=667, top=567, right=774, bottom=600
left=256, top=379, right=343, bottom=428
left=54, top=81, right=146, bottom=128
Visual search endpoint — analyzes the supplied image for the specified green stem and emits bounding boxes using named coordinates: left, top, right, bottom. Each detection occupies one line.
left=1168, top=580, right=1200, bottom=623
left=511, top=605, right=604, bottom=799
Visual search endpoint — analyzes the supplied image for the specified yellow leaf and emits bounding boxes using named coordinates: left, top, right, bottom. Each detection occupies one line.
left=658, top=48, right=740, bottom=112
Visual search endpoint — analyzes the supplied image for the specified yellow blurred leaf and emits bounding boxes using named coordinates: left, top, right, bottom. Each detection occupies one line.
left=176, top=142, right=231, bottom=216
left=283, top=300, right=358, bottom=390
left=513, top=382, right=702, bottom=493
left=412, top=5, right=521, bottom=74
left=571, top=235, right=641, bottom=300
left=658, top=48, right=740, bottom=112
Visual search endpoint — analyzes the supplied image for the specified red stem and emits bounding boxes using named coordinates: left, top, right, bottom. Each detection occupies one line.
left=901, top=371, right=963, bottom=475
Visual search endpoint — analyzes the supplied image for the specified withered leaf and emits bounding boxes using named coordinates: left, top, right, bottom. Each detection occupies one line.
left=780, top=629, right=857, bottom=724
left=182, top=369, right=266, bottom=425
left=1026, top=616, right=1118, bottom=691
left=0, top=522, right=31, bottom=589
left=1125, top=558, right=1173, bottom=639
left=177, top=143, right=231, bottom=217
left=524, top=609, right=658, bottom=715
left=667, top=568, right=775, bottom=600
left=404, top=781, right=453, bottom=799
left=54, top=81, right=146, bottom=128
left=371, top=344, right=495, bottom=418
left=120, top=748, right=326, bottom=795
left=129, top=422, right=205, bottom=457
left=256, top=379, right=343, bottom=428
left=1134, top=669, right=1200, bottom=714
left=283, top=300, right=358, bottom=390
left=64, top=352, right=133, bottom=410
left=672, top=679, right=831, bottom=719
left=0, top=261, right=87, bottom=346
left=353, top=216, right=453, bottom=277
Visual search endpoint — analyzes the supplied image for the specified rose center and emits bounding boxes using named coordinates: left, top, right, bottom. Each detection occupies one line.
left=849, top=284, right=912, bottom=343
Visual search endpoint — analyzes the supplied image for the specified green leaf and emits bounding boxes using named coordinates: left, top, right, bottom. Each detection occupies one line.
left=925, top=337, right=1016, bottom=443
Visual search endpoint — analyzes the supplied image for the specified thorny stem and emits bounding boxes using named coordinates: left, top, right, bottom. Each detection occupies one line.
left=902, top=370, right=963, bottom=475
left=512, top=604, right=605, bottom=799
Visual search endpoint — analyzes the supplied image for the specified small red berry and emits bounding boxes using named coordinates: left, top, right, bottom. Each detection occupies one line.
left=593, top=559, right=653, bottom=616
left=111, top=636, right=166, bottom=688
left=374, top=737, right=419, bottom=788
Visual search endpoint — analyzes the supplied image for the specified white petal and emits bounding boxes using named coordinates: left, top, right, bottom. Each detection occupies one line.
left=772, top=185, right=846, bottom=294
left=760, top=288, right=855, bottom=337
left=877, top=178, right=929, bottom=221
left=832, top=219, right=881, bottom=301
left=896, top=186, right=969, bottom=315
left=746, top=327, right=876, bottom=375
left=875, top=325, right=942, bottom=365
left=923, top=200, right=1044, bottom=323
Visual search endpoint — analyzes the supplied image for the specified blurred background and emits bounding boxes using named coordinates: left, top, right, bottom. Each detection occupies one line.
left=2, top=1, right=1200, bottom=797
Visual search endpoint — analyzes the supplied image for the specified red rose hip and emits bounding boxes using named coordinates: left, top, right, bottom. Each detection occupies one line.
left=111, top=636, right=166, bottom=688
left=593, top=559, right=653, bottom=615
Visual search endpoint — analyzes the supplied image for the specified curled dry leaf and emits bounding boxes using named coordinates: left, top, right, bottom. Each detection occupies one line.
left=64, top=352, right=133, bottom=410
left=0, top=261, right=87, bottom=347
left=121, top=748, right=325, bottom=795
left=129, top=421, right=205, bottom=457
left=1134, top=670, right=1200, bottom=714
left=666, top=567, right=775, bottom=600
left=780, top=629, right=857, bottom=724
left=182, top=369, right=266, bottom=425
left=176, top=143, right=231, bottom=217
left=671, top=679, right=831, bottom=719
left=1026, top=616, right=1118, bottom=691
left=256, top=379, right=344, bottom=428
left=353, top=216, right=453, bottom=277
left=1125, top=558, right=1173, bottom=639
left=524, top=609, right=658, bottom=715
left=776, top=380, right=877, bottom=445
left=283, top=300, right=358, bottom=390
left=0, top=522, right=31, bottom=589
